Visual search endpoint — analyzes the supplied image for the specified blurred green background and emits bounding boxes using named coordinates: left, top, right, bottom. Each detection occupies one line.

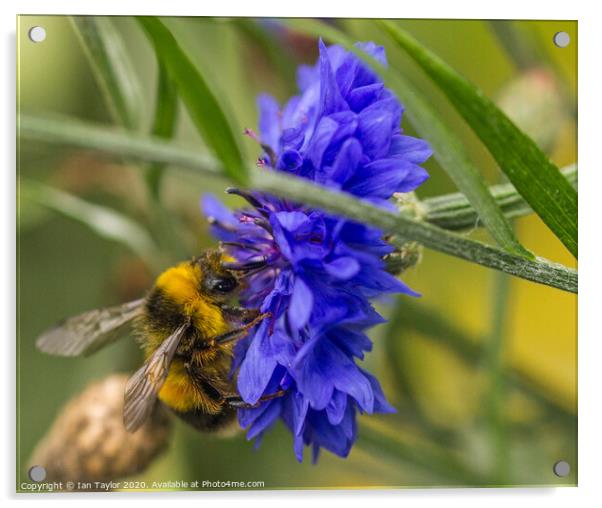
left=17, top=16, right=577, bottom=489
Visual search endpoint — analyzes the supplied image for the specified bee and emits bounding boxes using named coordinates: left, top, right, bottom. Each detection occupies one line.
left=36, top=249, right=283, bottom=434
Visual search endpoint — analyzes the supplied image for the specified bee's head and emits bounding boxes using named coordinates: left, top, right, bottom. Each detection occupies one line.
left=195, top=250, right=240, bottom=303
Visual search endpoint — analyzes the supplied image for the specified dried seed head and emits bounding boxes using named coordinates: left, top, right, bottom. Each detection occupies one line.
left=28, top=374, right=171, bottom=488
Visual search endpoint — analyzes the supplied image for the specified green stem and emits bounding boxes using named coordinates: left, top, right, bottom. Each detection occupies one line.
left=19, top=113, right=221, bottom=174
left=484, top=271, right=511, bottom=483
left=256, top=169, right=577, bottom=293
left=423, top=165, right=577, bottom=231
left=19, top=114, right=577, bottom=293
left=383, top=315, right=456, bottom=445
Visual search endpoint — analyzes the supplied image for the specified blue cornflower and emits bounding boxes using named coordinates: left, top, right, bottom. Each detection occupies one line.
left=202, top=40, right=431, bottom=461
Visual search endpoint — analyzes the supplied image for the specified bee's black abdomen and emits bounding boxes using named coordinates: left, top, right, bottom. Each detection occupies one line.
left=171, top=405, right=237, bottom=433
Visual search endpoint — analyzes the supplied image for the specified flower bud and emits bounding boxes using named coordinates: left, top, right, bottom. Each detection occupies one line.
left=385, top=192, right=426, bottom=275
left=496, top=68, right=567, bottom=151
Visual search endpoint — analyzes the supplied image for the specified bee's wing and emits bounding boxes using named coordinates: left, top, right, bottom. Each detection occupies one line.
left=35, top=298, right=145, bottom=357
left=123, top=323, right=187, bottom=432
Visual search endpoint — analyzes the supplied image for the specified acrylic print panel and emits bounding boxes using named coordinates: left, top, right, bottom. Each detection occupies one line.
left=17, top=16, right=577, bottom=491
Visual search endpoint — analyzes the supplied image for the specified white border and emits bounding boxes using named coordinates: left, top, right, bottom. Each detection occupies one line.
left=3, top=1, right=600, bottom=506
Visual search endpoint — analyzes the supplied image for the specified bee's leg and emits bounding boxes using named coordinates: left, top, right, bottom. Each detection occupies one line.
left=220, top=305, right=260, bottom=324
left=211, top=312, right=271, bottom=346
left=225, top=390, right=287, bottom=409
left=223, top=255, right=269, bottom=272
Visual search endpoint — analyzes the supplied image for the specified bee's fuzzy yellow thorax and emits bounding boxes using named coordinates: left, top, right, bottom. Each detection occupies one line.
left=155, top=262, right=202, bottom=304
left=154, top=262, right=228, bottom=339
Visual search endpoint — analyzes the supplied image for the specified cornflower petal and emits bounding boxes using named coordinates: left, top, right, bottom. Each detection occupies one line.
left=258, top=93, right=281, bottom=151
left=289, top=276, right=314, bottom=330
left=389, top=134, right=433, bottom=163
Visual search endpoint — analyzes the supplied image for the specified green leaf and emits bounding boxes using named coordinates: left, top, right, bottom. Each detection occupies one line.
left=379, top=21, right=578, bottom=258
left=20, top=179, right=161, bottom=270
left=71, top=16, right=144, bottom=130
left=137, top=16, right=248, bottom=185
left=146, top=60, right=179, bottom=201
left=19, top=114, right=577, bottom=293
left=282, top=19, right=531, bottom=259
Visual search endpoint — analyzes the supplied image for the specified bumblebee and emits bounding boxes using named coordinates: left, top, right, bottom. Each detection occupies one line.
left=36, top=249, right=282, bottom=433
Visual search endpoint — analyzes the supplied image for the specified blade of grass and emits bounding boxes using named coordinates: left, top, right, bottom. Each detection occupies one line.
left=20, top=179, right=162, bottom=271
left=71, top=16, right=144, bottom=130
left=283, top=19, right=531, bottom=260
left=19, top=114, right=577, bottom=293
left=137, top=16, right=248, bottom=185
left=379, top=21, right=578, bottom=258
left=146, top=60, right=179, bottom=202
